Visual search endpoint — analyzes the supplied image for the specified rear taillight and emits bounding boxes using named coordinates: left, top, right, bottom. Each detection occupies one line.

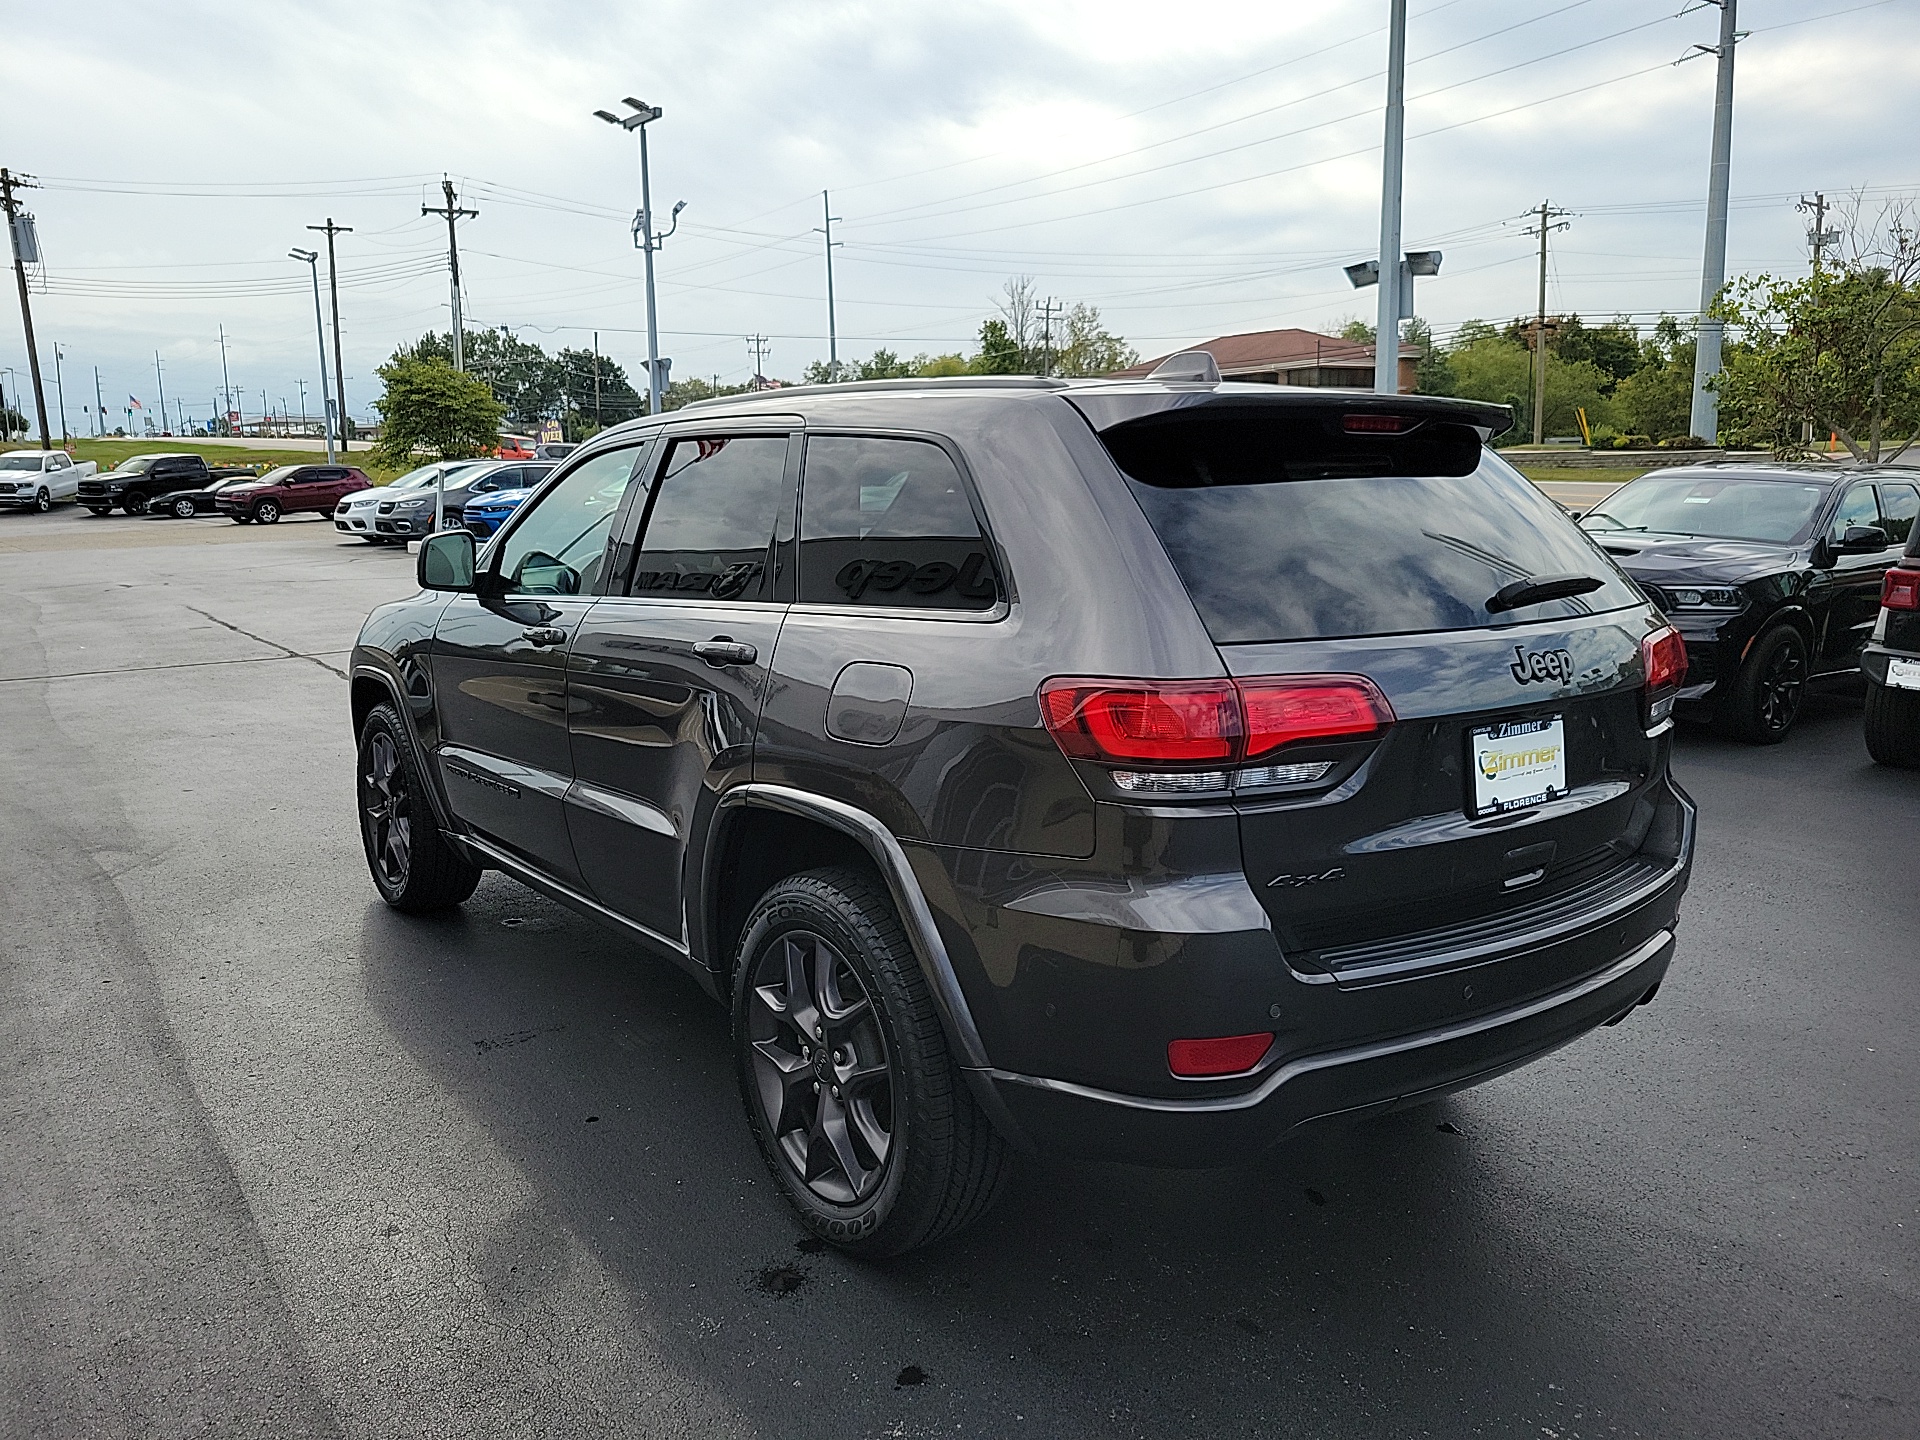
left=1641, top=626, right=1688, bottom=728
left=1039, top=675, right=1392, bottom=792
left=1882, top=566, right=1920, bottom=612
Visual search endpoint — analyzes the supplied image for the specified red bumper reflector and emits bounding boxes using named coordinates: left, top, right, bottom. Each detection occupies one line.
left=1883, top=566, right=1920, bottom=612
left=1168, top=1032, right=1275, bottom=1077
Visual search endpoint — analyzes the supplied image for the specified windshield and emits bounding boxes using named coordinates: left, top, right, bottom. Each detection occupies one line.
left=388, top=466, right=445, bottom=490
left=254, top=466, right=299, bottom=485
left=1103, top=414, right=1638, bottom=643
left=0, top=455, right=44, bottom=471
left=114, top=456, right=165, bottom=474
left=1581, top=475, right=1829, bottom=544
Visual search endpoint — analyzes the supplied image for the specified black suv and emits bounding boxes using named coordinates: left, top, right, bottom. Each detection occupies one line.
left=350, top=368, right=1695, bottom=1255
left=1579, top=464, right=1919, bottom=742
left=1862, top=523, right=1920, bottom=764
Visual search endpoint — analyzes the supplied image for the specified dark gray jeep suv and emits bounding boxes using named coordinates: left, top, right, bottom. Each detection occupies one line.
left=349, top=365, right=1695, bottom=1255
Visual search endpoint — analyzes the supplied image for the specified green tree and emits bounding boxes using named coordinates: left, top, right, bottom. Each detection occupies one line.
left=912, top=353, right=971, bottom=377
left=857, top=349, right=915, bottom=380
left=1055, top=302, right=1138, bottom=376
left=372, top=356, right=503, bottom=466
left=1446, top=330, right=1611, bottom=443
left=801, top=359, right=858, bottom=385
left=390, top=329, right=565, bottom=429
left=972, top=318, right=1024, bottom=374
left=1338, top=317, right=1376, bottom=344
left=1555, top=315, right=1641, bottom=391
left=662, top=376, right=757, bottom=411
left=1716, top=265, right=1920, bottom=460
left=1406, top=317, right=1455, bottom=395
left=555, top=347, right=644, bottom=431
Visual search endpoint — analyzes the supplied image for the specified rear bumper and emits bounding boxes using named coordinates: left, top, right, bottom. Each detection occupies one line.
left=985, top=926, right=1673, bottom=1165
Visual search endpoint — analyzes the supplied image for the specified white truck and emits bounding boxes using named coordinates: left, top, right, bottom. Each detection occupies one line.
left=0, top=450, right=96, bottom=511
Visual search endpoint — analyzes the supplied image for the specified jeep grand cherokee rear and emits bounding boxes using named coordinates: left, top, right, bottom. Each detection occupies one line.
left=350, top=370, right=1692, bottom=1256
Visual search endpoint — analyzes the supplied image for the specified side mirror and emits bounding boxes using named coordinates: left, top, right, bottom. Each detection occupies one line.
left=418, top=529, right=476, bottom=592
left=1840, top=524, right=1890, bottom=554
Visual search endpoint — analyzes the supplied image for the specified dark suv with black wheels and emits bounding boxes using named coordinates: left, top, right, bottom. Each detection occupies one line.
left=1579, top=464, right=1919, bottom=742
left=350, top=363, right=1695, bottom=1255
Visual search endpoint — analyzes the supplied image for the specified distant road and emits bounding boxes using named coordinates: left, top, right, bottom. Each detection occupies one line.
left=1533, top=477, right=1624, bottom=512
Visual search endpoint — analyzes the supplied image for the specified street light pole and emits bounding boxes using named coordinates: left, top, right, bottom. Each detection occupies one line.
left=596, top=99, right=684, bottom=417
left=1688, top=0, right=1741, bottom=445
left=218, top=324, right=233, bottom=435
left=1373, top=0, right=1408, bottom=395
left=53, top=342, right=68, bottom=444
left=290, top=248, right=336, bottom=463
left=309, top=218, right=353, bottom=446
left=154, top=352, right=168, bottom=436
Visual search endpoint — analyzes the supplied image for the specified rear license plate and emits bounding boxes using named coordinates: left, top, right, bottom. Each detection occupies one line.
left=1888, top=657, right=1920, bottom=692
left=1469, top=717, right=1568, bottom=816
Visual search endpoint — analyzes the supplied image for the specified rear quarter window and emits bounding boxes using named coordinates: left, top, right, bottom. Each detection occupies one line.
left=1102, top=410, right=1639, bottom=643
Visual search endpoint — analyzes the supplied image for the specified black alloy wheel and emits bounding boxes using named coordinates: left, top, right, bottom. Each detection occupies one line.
left=34, top=487, right=51, bottom=513
left=732, top=867, right=1011, bottom=1256
left=1722, top=624, right=1808, bottom=744
left=122, top=493, right=149, bottom=515
left=746, top=929, right=897, bottom=1206
left=355, top=703, right=481, bottom=912
left=253, top=499, right=281, bottom=524
left=171, top=496, right=198, bottom=517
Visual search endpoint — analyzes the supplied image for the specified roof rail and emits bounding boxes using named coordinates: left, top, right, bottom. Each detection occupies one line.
left=674, top=374, right=1071, bottom=413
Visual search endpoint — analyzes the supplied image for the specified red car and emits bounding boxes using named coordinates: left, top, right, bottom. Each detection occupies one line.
left=215, top=464, right=374, bottom=524
left=495, top=435, right=538, bottom=460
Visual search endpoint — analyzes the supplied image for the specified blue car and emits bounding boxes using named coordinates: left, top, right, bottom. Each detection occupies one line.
left=461, top=485, right=537, bottom=538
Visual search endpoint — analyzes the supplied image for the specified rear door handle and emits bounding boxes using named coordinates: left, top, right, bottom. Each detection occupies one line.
left=693, top=638, right=758, bottom=667
left=521, top=626, right=569, bottom=647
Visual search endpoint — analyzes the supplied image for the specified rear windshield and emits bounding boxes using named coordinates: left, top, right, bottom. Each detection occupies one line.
left=1102, top=412, right=1639, bottom=643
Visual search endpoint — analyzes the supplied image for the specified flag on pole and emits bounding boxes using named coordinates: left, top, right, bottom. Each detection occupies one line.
left=129, top=395, right=143, bottom=409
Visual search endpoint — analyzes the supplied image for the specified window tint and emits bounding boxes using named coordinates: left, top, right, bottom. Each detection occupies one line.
left=1583, top=474, right=1829, bottom=544
left=798, top=435, right=999, bottom=609
left=1104, top=416, right=1639, bottom=643
left=493, top=445, right=639, bottom=596
left=629, top=436, right=789, bottom=602
left=1876, top=483, right=1918, bottom=546
left=1831, top=484, right=1882, bottom=541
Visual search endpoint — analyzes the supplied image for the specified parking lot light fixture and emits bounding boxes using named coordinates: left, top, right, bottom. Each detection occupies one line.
left=289, top=247, right=336, bottom=463
left=596, top=97, right=682, bottom=418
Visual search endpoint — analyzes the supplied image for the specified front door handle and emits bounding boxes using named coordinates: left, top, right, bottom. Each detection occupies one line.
left=693, top=637, right=758, bottom=667
left=521, top=626, right=569, bottom=647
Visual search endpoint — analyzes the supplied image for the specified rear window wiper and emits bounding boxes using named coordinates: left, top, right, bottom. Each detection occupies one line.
left=1487, top=572, right=1606, bottom=613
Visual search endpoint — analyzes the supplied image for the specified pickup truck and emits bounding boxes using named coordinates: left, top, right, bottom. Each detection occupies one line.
left=0, top=450, right=97, bottom=511
left=77, top=452, right=260, bottom=515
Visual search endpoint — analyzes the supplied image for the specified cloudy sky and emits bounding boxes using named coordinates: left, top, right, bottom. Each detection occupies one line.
left=7, top=0, right=1916, bottom=432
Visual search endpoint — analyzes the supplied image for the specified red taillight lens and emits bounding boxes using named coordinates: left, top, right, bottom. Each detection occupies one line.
left=1642, top=626, right=1688, bottom=692
left=1039, top=679, right=1239, bottom=763
left=1883, top=566, right=1920, bottom=612
left=1239, top=677, right=1393, bottom=759
left=1168, top=1032, right=1274, bottom=1078
left=1039, top=675, right=1393, bottom=768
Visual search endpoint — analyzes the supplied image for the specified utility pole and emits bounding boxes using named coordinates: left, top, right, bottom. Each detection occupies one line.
left=218, top=324, right=233, bottom=435
left=422, top=180, right=476, bottom=369
left=53, top=342, right=68, bottom=444
left=592, top=330, right=601, bottom=429
left=1798, top=191, right=1839, bottom=272
left=1, top=167, right=52, bottom=448
left=747, top=333, right=770, bottom=386
left=816, top=190, right=843, bottom=370
left=1523, top=201, right=1572, bottom=444
left=297, top=377, right=308, bottom=435
left=309, top=218, right=353, bottom=443
left=94, top=367, right=103, bottom=438
left=154, top=352, right=168, bottom=435
left=1372, top=0, right=1408, bottom=395
left=1688, top=0, right=1742, bottom=446
left=1036, top=296, right=1063, bottom=377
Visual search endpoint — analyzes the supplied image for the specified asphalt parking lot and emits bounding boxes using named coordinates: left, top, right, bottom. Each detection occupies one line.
left=1, top=507, right=1914, bottom=1439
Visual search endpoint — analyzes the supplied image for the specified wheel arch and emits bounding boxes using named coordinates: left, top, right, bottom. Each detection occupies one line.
left=350, top=664, right=457, bottom=834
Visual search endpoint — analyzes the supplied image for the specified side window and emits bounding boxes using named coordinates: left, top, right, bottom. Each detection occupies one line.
left=51, top=454, right=68, bottom=470
left=628, top=435, right=790, bottom=602
left=1876, top=483, right=1918, bottom=546
left=797, top=435, right=1000, bottom=610
left=1831, top=484, right=1881, bottom=541
left=492, top=445, right=641, bottom=596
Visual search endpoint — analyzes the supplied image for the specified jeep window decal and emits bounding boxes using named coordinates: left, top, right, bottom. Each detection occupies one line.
left=628, top=437, right=790, bottom=604
left=798, top=436, right=999, bottom=610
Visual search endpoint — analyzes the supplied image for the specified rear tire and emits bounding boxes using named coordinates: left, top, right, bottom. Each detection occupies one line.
left=1864, top=677, right=1920, bottom=767
left=356, top=703, right=481, bottom=913
left=1718, top=623, right=1807, bottom=744
left=732, top=866, right=1011, bottom=1258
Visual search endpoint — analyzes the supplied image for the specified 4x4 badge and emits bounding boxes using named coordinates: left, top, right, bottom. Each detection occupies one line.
left=1269, top=867, right=1345, bottom=889
left=1510, top=646, right=1575, bottom=685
